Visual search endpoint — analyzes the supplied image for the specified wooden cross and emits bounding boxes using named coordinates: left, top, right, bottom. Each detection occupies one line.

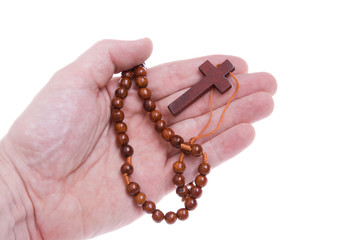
left=168, top=59, right=235, bottom=116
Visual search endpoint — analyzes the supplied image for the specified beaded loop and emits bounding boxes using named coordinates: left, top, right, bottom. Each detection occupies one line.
left=111, top=64, right=211, bottom=224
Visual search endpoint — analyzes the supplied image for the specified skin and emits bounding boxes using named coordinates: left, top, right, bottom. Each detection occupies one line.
left=0, top=38, right=277, bottom=240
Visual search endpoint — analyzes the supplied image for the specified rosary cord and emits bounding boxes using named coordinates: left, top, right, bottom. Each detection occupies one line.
left=190, top=71, right=240, bottom=144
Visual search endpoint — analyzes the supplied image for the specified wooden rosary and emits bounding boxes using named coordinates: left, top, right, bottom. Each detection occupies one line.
left=110, top=60, right=238, bottom=224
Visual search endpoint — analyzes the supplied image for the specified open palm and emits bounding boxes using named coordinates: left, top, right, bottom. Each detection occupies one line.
left=1, top=39, right=276, bottom=239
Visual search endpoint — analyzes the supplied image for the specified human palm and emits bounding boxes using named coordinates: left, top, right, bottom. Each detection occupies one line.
left=1, top=39, right=276, bottom=239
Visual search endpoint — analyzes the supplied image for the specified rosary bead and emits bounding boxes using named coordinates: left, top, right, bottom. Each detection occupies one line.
left=115, top=87, right=128, bottom=99
left=198, top=162, right=211, bottom=175
left=114, top=122, right=127, bottom=133
left=149, top=110, right=162, bottom=122
left=134, top=192, right=146, bottom=206
left=134, top=66, right=147, bottom=76
left=121, top=70, right=134, bottom=79
left=176, top=186, right=189, bottom=198
left=111, top=97, right=124, bottom=109
left=195, top=175, right=207, bottom=187
left=143, top=99, right=156, bottom=112
left=120, top=163, right=133, bottom=175
left=142, top=201, right=156, bottom=214
left=120, top=77, right=132, bottom=89
left=121, top=144, right=134, bottom=157
left=170, top=135, right=184, bottom=148
left=176, top=208, right=189, bottom=221
left=116, top=133, right=129, bottom=146
left=190, top=144, right=203, bottom=157
left=155, top=120, right=166, bottom=132
left=126, top=182, right=140, bottom=196
left=190, top=186, right=202, bottom=199
left=172, top=174, right=185, bottom=186
left=184, top=197, right=197, bottom=211
left=165, top=211, right=177, bottom=224
left=161, top=128, right=175, bottom=141
left=173, top=161, right=186, bottom=174
left=111, top=109, right=124, bottom=122
left=135, top=76, right=148, bottom=88
left=152, top=209, right=165, bottom=223
left=138, top=88, right=151, bottom=99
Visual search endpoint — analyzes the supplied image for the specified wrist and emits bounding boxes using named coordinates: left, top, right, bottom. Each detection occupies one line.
left=0, top=138, right=43, bottom=240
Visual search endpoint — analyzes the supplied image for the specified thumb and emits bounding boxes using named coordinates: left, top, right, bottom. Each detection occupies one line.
left=52, top=38, right=153, bottom=89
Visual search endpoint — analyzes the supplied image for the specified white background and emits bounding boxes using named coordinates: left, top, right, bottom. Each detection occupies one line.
left=1, top=0, right=359, bottom=239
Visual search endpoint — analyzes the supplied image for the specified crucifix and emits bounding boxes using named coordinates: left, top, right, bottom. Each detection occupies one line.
left=168, top=59, right=235, bottom=116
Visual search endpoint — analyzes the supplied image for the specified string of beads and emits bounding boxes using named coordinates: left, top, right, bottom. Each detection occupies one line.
left=111, top=64, right=211, bottom=224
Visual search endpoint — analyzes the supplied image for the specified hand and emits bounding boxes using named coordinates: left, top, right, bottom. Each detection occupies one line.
left=0, top=39, right=276, bottom=239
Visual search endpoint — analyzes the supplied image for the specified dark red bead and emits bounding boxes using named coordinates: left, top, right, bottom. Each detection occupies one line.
left=126, top=182, right=140, bottom=196
left=121, top=144, right=134, bottom=157
left=111, top=109, right=124, bottom=122
left=170, top=135, right=184, bottom=148
left=111, top=97, right=123, bottom=109
left=195, top=175, right=207, bottom=187
left=142, top=201, right=156, bottom=214
left=134, top=66, right=147, bottom=76
left=152, top=209, right=165, bottom=223
left=190, top=186, right=202, bottom=199
left=121, top=70, right=134, bottom=79
left=190, top=144, right=203, bottom=157
left=119, top=77, right=132, bottom=89
left=149, top=110, right=162, bottom=122
left=120, top=163, right=133, bottom=175
left=114, top=122, right=127, bottom=133
left=135, top=76, right=148, bottom=88
left=177, top=208, right=189, bottom=221
left=116, top=133, right=129, bottom=146
left=115, top=87, right=128, bottom=99
left=184, top=197, right=197, bottom=210
left=173, top=161, right=186, bottom=174
left=176, top=186, right=189, bottom=198
left=143, top=99, right=156, bottom=112
left=198, top=162, right=211, bottom=175
left=172, top=174, right=185, bottom=186
left=161, top=128, right=174, bottom=141
left=134, top=192, right=146, bottom=206
left=155, top=120, right=166, bottom=132
left=165, top=211, right=177, bottom=224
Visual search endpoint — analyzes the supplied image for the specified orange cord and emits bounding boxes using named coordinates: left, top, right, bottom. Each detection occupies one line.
left=190, top=71, right=239, bottom=144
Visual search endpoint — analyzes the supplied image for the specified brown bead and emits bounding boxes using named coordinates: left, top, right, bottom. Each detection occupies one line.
left=155, top=120, right=166, bottom=132
left=111, top=97, right=124, bottom=109
left=165, top=211, right=177, bottom=224
left=142, top=201, right=156, bottom=214
left=115, top=87, right=128, bottom=99
left=176, top=186, right=189, bottom=198
left=170, top=135, right=184, bottom=148
left=161, top=128, right=175, bottom=141
left=135, top=76, right=148, bottom=88
left=126, top=182, right=140, bottom=196
left=185, top=197, right=197, bottom=210
left=195, top=175, right=207, bottom=187
left=149, top=110, right=162, bottom=122
left=120, top=163, right=133, bottom=175
left=121, top=70, right=134, bottom=79
left=177, top=208, right=189, bottom=221
left=198, top=162, right=211, bottom=175
left=119, top=77, right=132, bottom=89
left=111, top=109, right=124, bottom=122
left=143, top=99, right=156, bottom=112
left=173, top=161, right=186, bottom=174
left=138, top=88, right=151, bottom=99
left=114, top=122, right=127, bottom=133
left=134, top=192, right=146, bottom=206
left=152, top=209, right=165, bottom=223
left=134, top=66, right=147, bottom=76
left=121, top=144, right=134, bottom=157
left=172, top=174, right=185, bottom=186
left=190, top=144, right=203, bottom=157
left=190, top=186, right=202, bottom=199
left=116, top=133, right=129, bottom=146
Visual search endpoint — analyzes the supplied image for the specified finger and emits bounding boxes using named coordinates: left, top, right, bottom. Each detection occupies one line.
left=163, top=123, right=255, bottom=193
left=147, top=55, right=248, bottom=100
left=166, top=92, right=274, bottom=157
left=154, top=72, right=277, bottom=125
left=51, top=38, right=153, bottom=89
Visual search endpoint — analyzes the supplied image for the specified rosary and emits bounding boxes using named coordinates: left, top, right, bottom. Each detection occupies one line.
left=111, top=59, right=239, bottom=224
